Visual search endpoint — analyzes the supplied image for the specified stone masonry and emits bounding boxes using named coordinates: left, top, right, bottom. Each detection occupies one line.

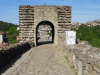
left=64, top=40, right=100, bottom=75
left=0, top=41, right=35, bottom=69
left=19, top=4, right=71, bottom=46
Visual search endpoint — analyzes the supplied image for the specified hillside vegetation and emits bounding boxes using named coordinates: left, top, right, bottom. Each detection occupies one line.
left=0, top=21, right=19, bottom=44
left=71, top=24, right=100, bottom=48
left=0, top=21, right=18, bottom=32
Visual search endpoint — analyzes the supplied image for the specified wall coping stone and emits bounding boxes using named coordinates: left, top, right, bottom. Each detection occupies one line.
left=64, top=40, right=100, bottom=74
left=0, top=41, right=35, bottom=69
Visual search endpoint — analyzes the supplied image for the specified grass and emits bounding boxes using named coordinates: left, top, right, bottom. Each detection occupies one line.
left=65, top=56, right=68, bottom=62
left=76, top=72, right=78, bottom=75
left=56, top=45, right=79, bottom=75
left=65, top=56, right=79, bottom=75
left=70, top=65, right=79, bottom=75
left=71, top=65, right=75, bottom=69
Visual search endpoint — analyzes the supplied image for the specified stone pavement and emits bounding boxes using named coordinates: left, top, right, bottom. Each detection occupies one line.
left=1, top=36, right=76, bottom=75
left=38, top=35, right=52, bottom=42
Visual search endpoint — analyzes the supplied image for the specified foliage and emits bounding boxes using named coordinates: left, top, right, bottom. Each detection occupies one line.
left=49, top=33, right=52, bottom=36
left=8, top=39, right=19, bottom=44
left=0, top=21, right=18, bottom=33
left=71, top=24, right=100, bottom=48
left=76, top=72, right=78, bottom=75
left=47, top=32, right=52, bottom=36
left=0, top=21, right=19, bottom=44
left=7, top=27, right=19, bottom=35
left=71, top=65, right=75, bottom=69
left=7, top=27, right=19, bottom=44
left=65, top=56, right=68, bottom=62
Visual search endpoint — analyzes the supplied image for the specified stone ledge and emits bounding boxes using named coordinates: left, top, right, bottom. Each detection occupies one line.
left=64, top=40, right=100, bottom=75
left=0, top=41, right=35, bottom=69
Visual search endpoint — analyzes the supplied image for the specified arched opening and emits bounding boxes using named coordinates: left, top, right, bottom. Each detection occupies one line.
left=36, top=21, right=54, bottom=46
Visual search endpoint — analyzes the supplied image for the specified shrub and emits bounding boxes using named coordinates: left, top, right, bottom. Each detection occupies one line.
left=47, top=32, right=52, bottom=36
left=71, top=65, right=75, bottom=69
left=8, top=39, right=19, bottom=44
left=71, top=24, right=100, bottom=48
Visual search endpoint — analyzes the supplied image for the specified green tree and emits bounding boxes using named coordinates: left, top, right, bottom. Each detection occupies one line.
left=7, top=27, right=17, bottom=35
left=7, top=27, right=19, bottom=44
left=75, top=24, right=100, bottom=48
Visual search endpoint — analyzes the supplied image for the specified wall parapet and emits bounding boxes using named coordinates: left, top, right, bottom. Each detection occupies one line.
left=64, top=40, right=100, bottom=75
left=0, top=41, right=35, bottom=69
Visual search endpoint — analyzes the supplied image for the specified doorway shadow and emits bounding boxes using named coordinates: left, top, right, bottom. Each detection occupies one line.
left=37, top=41, right=53, bottom=46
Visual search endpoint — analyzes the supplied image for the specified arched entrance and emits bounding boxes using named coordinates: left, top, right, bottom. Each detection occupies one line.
left=19, top=5, right=71, bottom=47
left=36, top=20, right=54, bottom=46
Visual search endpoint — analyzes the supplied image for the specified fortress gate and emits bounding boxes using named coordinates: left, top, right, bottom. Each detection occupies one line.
left=19, top=4, right=71, bottom=46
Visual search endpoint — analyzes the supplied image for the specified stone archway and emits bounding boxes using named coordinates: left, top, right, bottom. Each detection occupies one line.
left=35, top=20, right=54, bottom=46
left=19, top=5, right=72, bottom=48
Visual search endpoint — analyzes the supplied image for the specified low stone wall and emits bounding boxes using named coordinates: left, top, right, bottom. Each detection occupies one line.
left=64, top=40, right=100, bottom=75
left=0, top=41, right=35, bottom=69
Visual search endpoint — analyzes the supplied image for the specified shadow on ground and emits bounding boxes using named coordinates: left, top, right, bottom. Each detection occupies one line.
left=37, top=41, right=53, bottom=46
left=0, top=47, right=31, bottom=75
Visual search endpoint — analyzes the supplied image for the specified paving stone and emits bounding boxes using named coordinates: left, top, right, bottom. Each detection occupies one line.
left=2, top=36, right=76, bottom=75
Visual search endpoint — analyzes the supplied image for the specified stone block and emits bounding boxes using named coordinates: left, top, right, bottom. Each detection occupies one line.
left=0, top=41, right=35, bottom=69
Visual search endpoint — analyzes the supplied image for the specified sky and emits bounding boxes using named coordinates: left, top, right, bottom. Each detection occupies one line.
left=0, top=0, right=100, bottom=25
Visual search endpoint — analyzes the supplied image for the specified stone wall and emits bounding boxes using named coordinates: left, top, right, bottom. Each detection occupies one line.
left=0, top=41, right=35, bottom=69
left=19, top=5, right=71, bottom=46
left=58, top=32, right=66, bottom=51
left=64, top=39, right=100, bottom=75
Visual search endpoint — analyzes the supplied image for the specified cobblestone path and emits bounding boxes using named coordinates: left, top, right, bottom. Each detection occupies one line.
left=2, top=36, right=76, bottom=75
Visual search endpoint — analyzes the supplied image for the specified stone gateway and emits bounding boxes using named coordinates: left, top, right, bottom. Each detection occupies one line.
left=19, top=4, right=71, bottom=46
